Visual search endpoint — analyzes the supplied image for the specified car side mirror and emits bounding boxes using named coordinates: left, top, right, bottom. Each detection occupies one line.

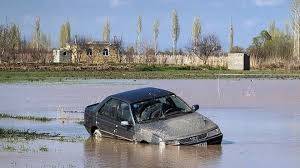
left=121, top=121, right=130, bottom=126
left=192, top=105, right=200, bottom=111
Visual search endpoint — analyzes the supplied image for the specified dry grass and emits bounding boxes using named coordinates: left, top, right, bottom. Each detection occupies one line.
left=0, top=128, right=59, bottom=140
left=0, top=113, right=53, bottom=122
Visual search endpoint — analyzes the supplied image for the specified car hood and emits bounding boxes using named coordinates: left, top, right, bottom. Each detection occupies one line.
left=138, top=112, right=218, bottom=141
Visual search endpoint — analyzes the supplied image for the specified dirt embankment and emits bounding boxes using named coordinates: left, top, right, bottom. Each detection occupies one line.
left=0, top=63, right=135, bottom=71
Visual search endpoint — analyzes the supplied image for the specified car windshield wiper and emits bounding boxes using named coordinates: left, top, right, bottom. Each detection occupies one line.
left=139, top=118, right=161, bottom=123
left=160, top=111, right=183, bottom=119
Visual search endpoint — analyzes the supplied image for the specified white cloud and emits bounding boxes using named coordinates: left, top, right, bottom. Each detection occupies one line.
left=254, top=0, right=284, bottom=6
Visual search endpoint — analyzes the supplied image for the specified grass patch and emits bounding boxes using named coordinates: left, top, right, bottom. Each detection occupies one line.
left=135, top=64, right=227, bottom=71
left=3, top=145, right=16, bottom=152
left=0, top=128, right=59, bottom=140
left=0, top=113, right=53, bottom=122
left=58, top=136, right=85, bottom=142
left=19, top=144, right=29, bottom=152
left=39, top=146, right=48, bottom=152
left=76, top=121, right=84, bottom=125
left=1, top=64, right=300, bottom=83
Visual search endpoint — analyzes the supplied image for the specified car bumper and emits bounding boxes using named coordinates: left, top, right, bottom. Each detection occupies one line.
left=166, top=133, right=223, bottom=146
left=207, top=133, right=223, bottom=145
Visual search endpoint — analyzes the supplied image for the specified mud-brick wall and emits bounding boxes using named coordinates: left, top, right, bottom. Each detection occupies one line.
left=92, top=45, right=120, bottom=64
left=121, top=55, right=228, bottom=67
left=70, top=44, right=120, bottom=64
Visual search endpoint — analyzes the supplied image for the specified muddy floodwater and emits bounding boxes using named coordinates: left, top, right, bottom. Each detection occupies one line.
left=0, top=79, right=300, bottom=168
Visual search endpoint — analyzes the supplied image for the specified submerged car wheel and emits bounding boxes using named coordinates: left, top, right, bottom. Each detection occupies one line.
left=93, top=129, right=102, bottom=139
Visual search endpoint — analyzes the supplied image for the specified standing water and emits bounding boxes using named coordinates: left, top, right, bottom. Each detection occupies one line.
left=0, top=79, right=300, bottom=168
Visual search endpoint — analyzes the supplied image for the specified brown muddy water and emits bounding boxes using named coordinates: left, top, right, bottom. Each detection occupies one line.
left=0, top=79, right=300, bottom=168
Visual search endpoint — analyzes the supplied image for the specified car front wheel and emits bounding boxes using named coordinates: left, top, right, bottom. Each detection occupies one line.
left=93, top=129, right=102, bottom=139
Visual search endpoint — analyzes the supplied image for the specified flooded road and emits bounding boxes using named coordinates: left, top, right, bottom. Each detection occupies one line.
left=0, top=79, right=300, bottom=168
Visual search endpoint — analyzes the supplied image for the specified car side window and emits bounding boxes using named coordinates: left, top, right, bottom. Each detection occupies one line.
left=116, top=102, right=133, bottom=124
left=98, top=99, right=120, bottom=120
left=99, top=99, right=133, bottom=123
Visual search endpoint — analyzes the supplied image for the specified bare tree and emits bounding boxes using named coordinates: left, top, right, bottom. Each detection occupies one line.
left=59, top=23, right=66, bottom=48
left=171, top=9, right=180, bottom=55
left=0, top=23, right=21, bottom=62
left=229, top=19, right=234, bottom=52
left=112, top=36, right=125, bottom=61
left=142, top=40, right=156, bottom=64
left=200, top=34, right=222, bottom=64
left=136, top=16, right=142, bottom=55
left=73, top=35, right=91, bottom=45
left=32, top=17, right=41, bottom=49
left=1, top=24, right=11, bottom=62
left=192, top=16, right=201, bottom=55
left=65, top=21, right=71, bottom=44
left=0, top=19, right=52, bottom=64
left=153, top=19, right=160, bottom=55
left=291, top=0, right=300, bottom=60
left=31, top=17, right=51, bottom=49
left=9, top=24, right=21, bottom=51
left=71, top=35, right=92, bottom=63
left=102, top=17, right=111, bottom=42
left=46, top=34, right=52, bottom=50
left=231, top=46, right=244, bottom=53
left=124, top=46, right=135, bottom=63
left=0, top=25, right=7, bottom=62
left=60, top=21, right=71, bottom=48
left=285, top=21, right=291, bottom=37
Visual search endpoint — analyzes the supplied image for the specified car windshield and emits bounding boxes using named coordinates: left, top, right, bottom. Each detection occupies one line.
left=131, top=95, right=192, bottom=123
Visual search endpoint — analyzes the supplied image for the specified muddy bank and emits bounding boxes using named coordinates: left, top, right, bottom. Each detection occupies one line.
left=0, top=63, right=217, bottom=71
left=0, top=63, right=134, bottom=71
left=2, top=64, right=300, bottom=83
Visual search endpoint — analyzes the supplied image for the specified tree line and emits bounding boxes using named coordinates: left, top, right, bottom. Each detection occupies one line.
left=56, top=9, right=223, bottom=64
left=54, top=2, right=300, bottom=68
left=0, top=17, right=51, bottom=63
left=1, top=1, right=300, bottom=68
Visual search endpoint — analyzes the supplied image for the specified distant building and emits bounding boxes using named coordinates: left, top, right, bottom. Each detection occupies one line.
left=53, top=41, right=120, bottom=64
left=53, top=48, right=72, bottom=63
left=227, top=53, right=250, bottom=70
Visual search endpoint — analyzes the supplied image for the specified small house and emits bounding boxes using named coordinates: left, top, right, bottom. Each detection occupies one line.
left=53, top=49, right=72, bottom=63
left=53, top=41, right=120, bottom=64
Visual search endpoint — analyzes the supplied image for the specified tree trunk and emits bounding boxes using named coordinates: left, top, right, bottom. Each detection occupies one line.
left=172, top=40, right=176, bottom=56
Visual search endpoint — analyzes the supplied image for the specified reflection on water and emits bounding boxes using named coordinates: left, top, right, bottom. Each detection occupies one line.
left=84, top=138, right=222, bottom=168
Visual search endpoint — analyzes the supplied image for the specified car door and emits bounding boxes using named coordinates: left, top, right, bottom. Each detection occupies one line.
left=115, top=101, right=135, bottom=141
left=97, top=99, right=120, bottom=138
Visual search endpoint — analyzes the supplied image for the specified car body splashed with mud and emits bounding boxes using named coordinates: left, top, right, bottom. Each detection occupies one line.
left=84, top=87, right=223, bottom=145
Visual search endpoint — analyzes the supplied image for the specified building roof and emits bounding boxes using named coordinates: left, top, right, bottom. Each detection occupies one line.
left=110, top=87, right=174, bottom=104
left=67, top=41, right=113, bottom=46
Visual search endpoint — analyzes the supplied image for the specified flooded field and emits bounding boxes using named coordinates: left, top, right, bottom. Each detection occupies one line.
left=0, top=79, right=300, bottom=168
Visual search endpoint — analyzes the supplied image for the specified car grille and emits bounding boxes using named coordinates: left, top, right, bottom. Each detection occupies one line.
left=179, top=133, right=208, bottom=145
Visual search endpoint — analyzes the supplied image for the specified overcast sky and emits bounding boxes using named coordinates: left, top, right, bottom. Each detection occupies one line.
left=0, top=0, right=290, bottom=50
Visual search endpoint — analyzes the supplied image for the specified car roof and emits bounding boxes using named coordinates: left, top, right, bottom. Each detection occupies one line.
left=109, top=87, right=174, bottom=104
